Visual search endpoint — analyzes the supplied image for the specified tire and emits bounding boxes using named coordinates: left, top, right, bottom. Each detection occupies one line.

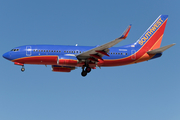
left=85, top=67, right=91, bottom=73
left=21, top=68, right=25, bottom=72
left=81, top=71, right=87, bottom=77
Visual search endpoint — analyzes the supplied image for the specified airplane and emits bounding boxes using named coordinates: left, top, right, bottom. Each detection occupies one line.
left=2, top=15, right=175, bottom=77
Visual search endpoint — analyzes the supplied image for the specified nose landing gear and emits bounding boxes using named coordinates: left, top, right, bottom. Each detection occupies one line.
left=14, top=62, right=25, bottom=72
left=21, top=66, right=25, bottom=72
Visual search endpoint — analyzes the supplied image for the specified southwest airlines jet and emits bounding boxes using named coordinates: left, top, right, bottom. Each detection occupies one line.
left=3, top=15, right=175, bottom=77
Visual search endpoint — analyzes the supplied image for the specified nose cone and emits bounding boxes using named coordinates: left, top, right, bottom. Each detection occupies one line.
left=3, top=52, right=10, bottom=60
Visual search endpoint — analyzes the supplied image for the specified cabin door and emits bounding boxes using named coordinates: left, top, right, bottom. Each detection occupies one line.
left=26, top=46, right=32, bottom=56
left=131, top=49, right=136, bottom=60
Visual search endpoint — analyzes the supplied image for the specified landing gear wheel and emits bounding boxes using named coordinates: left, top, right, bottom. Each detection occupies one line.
left=85, top=67, right=91, bottom=73
left=81, top=71, right=87, bottom=77
left=21, top=67, right=25, bottom=72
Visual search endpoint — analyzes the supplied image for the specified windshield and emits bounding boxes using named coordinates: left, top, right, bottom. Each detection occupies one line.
left=11, top=49, right=19, bottom=51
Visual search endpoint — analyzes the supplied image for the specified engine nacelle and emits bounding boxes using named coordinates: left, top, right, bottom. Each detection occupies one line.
left=52, top=65, right=75, bottom=72
left=57, top=56, right=78, bottom=66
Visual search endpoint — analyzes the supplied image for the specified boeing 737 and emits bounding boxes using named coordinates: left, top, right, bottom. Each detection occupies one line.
left=3, top=15, right=175, bottom=77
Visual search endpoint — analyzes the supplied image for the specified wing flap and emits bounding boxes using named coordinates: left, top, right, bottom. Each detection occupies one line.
left=147, top=43, right=176, bottom=54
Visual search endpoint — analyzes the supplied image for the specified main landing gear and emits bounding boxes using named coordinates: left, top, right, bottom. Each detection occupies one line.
left=81, top=65, right=91, bottom=77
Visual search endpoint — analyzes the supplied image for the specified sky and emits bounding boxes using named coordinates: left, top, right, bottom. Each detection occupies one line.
left=0, top=0, right=180, bottom=120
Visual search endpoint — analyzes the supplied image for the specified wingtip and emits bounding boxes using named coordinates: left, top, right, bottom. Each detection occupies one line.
left=120, top=24, right=132, bottom=39
left=169, top=43, right=176, bottom=47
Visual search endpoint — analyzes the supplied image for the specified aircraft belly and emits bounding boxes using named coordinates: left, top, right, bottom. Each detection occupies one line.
left=97, top=58, right=133, bottom=67
left=12, top=56, right=58, bottom=65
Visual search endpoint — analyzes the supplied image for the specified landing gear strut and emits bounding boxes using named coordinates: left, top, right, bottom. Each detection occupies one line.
left=81, top=65, right=91, bottom=77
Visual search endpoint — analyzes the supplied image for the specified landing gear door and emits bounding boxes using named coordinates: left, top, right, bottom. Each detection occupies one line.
left=26, top=46, right=32, bottom=56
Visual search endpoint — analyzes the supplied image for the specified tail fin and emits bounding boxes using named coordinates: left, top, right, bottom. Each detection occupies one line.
left=134, top=15, right=168, bottom=51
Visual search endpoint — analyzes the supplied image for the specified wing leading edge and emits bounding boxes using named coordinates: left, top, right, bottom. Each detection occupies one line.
left=77, top=25, right=132, bottom=61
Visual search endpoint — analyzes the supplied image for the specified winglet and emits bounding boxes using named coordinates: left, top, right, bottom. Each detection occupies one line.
left=119, top=24, right=132, bottom=39
left=147, top=43, right=176, bottom=54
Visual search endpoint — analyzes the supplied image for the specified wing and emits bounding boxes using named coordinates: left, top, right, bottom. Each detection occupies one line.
left=76, top=25, right=132, bottom=61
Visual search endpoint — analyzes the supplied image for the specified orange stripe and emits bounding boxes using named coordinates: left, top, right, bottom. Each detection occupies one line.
left=134, top=34, right=164, bottom=63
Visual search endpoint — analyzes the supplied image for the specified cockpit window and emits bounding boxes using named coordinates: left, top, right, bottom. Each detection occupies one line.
left=11, top=49, right=19, bottom=51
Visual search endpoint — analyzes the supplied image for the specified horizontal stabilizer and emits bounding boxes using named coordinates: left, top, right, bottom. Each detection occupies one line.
left=147, top=43, right=176, bottom=54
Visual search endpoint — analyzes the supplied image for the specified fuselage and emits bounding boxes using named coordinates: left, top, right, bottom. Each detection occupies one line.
left=3, top=43, right=160, bottom=68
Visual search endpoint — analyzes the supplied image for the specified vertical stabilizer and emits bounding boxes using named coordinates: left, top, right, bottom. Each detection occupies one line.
left=134, top=15, right=168, bottom=51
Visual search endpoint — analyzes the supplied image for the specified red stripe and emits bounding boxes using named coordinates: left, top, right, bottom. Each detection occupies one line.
left=12, top=56, right=58, bottom=65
